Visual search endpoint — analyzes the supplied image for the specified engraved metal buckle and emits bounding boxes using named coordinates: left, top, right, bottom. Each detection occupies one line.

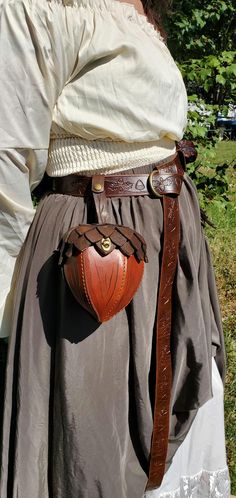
left=148, top=170, right=163, bottom=198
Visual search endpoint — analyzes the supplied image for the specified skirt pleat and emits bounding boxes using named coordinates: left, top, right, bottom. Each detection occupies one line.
left=0, top=168, right=227, bottom=498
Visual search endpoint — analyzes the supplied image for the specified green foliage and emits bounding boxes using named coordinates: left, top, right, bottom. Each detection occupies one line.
left=185, top=106, right=235, bottom=209
left=180, top=51, right=236, bottom=105
left=205, top=187, right=236, bottom=494
left=167, top=0, right=235, bottom=58
left=166, top=0, right=236, bottom=207
left=188, top=161, right=231, bottom=208
left=167, top=0, right=236, bottom=113
left=186, top=141, right=235, bottom=209
left=204, top=158, right=236, bottom=494
left=185, top=96, right=219, bottom=143
left=166, top=4, right=236, bottom=490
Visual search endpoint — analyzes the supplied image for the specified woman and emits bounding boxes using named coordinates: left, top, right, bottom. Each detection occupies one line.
left=0, top=0, right=230, bottom=496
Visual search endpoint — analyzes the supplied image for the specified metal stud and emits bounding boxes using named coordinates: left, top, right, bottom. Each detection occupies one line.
left=93, top=183, right=102, bottom=192
left=101, top=238, right=112, bottom=252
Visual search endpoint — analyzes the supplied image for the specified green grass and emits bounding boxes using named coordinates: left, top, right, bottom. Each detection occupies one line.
left=212, top=140, right=236, bottom=166
left=202, top=140, right=236, bottom=493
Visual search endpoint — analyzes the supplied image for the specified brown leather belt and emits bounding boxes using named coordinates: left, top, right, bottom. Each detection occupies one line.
left=52, top=153, right=184, bottom=199
left=53, top=152, right=185, bottom=491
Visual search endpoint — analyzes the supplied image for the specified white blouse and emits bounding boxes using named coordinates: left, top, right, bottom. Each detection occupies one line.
left=0, top=0, right=188, bottom=337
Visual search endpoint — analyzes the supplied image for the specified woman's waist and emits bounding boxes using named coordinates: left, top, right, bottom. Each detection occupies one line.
left=47, top=136, right=176, bottom=177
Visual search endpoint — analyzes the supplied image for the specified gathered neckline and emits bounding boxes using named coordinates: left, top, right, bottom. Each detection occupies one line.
left=112, top=0, right=163, bottom=42
left=59, top=0, right=164, bottom=43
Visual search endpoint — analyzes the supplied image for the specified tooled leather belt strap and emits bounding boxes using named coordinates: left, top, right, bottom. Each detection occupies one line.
left=52, top=153, right=184, bottom=198
left=146, top=195, right=180, bottom=491
left=52, top=152, right=185, bottom=490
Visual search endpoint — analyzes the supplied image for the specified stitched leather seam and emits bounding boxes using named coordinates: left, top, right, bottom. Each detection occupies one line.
left=80, top=254, right=92, bottom=308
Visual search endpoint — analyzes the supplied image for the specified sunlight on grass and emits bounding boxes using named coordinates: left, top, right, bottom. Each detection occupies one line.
left=212, top=141, right=236, bottom=166
left=204, top=140, right=236, bottom=493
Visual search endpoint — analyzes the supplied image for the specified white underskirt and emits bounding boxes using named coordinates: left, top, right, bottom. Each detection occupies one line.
left=145, top=359, right=230, bottom=498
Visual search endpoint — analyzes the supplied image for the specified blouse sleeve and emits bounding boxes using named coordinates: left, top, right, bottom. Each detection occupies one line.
left=0, top=0, right=79, bottom=337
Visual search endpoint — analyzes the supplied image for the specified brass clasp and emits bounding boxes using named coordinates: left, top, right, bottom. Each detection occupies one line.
left=101, top=238, right=112, bottom=253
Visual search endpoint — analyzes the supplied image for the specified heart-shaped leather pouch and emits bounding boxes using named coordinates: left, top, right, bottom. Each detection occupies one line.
left=59, top=224, right=148, bottom=322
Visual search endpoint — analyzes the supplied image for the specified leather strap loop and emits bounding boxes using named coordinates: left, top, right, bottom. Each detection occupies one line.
left=91, top=175, right=105, bottom=193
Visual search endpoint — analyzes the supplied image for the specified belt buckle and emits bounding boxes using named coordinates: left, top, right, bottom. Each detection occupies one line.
left=148, top=170, right=163, bottom=198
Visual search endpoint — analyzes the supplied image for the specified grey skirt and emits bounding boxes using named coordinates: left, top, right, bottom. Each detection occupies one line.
left=0, top=165, right=225, bottom=498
